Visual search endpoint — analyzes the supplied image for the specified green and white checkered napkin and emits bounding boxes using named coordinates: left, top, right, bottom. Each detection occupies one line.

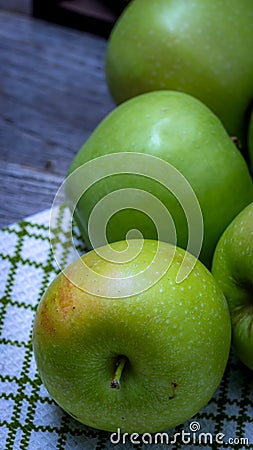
left=0, top=206, right=252, bottom=450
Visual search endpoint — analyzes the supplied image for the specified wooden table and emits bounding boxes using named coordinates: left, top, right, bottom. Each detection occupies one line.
left=0, top=8, right=115, bottom=228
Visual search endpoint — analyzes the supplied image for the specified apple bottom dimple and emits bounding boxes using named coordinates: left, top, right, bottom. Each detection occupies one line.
left=35, top=298, right=230, bottom=433
left=40, top=352, right=226, bottom=434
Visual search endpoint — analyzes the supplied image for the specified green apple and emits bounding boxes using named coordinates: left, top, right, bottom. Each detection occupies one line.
left=212, top=202, right=253, bottom=371
left=248, top=108, right=253, bottom=171
left=33, top=239, right=231, bottom=433
left=66, top=90, right=253, bottom=268
left=105, top=0, right=253, bottom=149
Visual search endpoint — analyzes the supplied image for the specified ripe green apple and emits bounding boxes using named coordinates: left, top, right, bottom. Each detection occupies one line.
left=212, top=202, right=253, bottom=371
left=33, top=239, right=231, bottom=433
left=66, top=90, right=253, bottom=268
left=248, top=108, right=253, bottom=171
left=105, top=0, right=253, bottom=149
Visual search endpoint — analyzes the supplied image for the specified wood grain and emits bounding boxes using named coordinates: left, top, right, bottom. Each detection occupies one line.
left=0, top=9, right=115, bottom=228
left=0, top=162, right=65, bottom=226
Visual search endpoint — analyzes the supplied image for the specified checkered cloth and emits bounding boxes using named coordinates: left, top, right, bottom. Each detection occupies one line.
left=0, top=206, right=252, bottom=449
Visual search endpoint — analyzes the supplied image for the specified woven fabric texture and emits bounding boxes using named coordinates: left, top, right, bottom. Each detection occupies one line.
left=0, top=206, right=252, bottom=450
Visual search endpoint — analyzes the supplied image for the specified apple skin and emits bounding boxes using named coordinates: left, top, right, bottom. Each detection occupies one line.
left=33, top=239, right=231, bottom=433
left=248, top=108, right=253, bottom=171
left=67, top=91, right=253, bottom=268
left=212, top=202, right=253, bottom=371
left=105, top=0, right=253, bottom=149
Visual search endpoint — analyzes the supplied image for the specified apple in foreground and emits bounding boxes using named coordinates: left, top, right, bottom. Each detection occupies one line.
left=33, top=239, right=231, bottom=433
left=212, top=202, right=253, bottom=371
left=105, top=0, right=253, bottom=149
left=66, top=91, right=253, bottom=269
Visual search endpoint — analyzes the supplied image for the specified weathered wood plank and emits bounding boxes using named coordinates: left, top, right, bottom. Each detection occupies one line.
left=0, top=114, right=83, bottom=175
left=1, top=68, right=111, bottom=125
left=0, top=10, right=115, bottom=227
left=0, top=162, right=64, bottom=227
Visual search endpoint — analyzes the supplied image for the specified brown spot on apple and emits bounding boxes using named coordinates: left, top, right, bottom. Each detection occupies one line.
left=231, top=136, right=242, bottom=151
left=57, top=276, right=77, bottom=317
left=169, top=381, right=178, bottom=400
left=38, top=297, right=56, bottom=337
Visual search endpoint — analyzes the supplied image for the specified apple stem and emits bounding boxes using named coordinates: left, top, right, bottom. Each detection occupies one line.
left=110, top=355, right=128, bottom=389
